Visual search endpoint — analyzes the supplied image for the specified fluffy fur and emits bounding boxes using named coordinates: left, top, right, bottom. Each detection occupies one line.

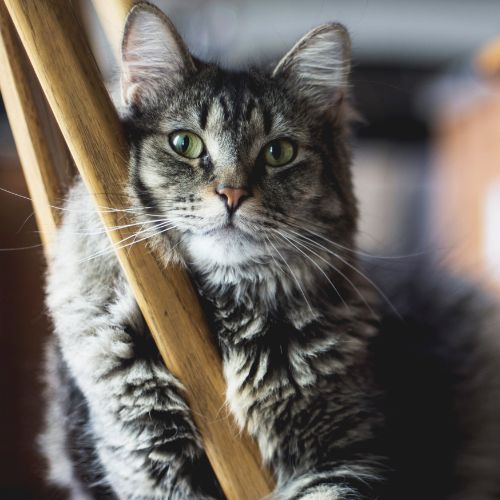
left=41, top=3, right=500, bottom=499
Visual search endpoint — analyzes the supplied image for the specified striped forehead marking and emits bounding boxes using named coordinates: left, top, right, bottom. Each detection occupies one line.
left=197, top=91, right=273, bottom=139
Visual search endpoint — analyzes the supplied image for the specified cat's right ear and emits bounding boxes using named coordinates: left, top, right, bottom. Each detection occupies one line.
left=121, top=2, right=195, bottom=107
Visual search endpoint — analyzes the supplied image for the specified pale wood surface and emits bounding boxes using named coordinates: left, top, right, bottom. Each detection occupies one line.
left=0, top=2, right=73, bottom=249
left=3, top=1, right=274, bottom=497
left=91, top=0, right=136, bottom=58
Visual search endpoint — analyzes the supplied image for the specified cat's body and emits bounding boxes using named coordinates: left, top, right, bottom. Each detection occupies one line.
left=41, top=3, right=500, bottom=499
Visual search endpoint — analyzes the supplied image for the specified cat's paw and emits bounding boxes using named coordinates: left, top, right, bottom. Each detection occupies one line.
left=115, top=360, right=201, bottom=458
left=277, top=476, right=364, bottom=500
left=94, top=359, right=221, bottom=498
left=296, top=487, right=345, bottom=500
left=299, top=494, right=339, bottom=500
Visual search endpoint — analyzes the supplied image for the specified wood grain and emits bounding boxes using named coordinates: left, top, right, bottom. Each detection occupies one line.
left=90, top=0, right=136, bottom=58
left=0, top=2, right=72, bottom=249
left=3, top=1, right=274, bottom=497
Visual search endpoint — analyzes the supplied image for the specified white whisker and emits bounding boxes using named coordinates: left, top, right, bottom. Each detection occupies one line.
left=277, top=229, right=376, bottom=317
left=284, top=227, right=400, bottom=319
left=0, top=243, right=44, bottom=252
left=275, top=212, right=426, bottom=260
left=263, top=234, right=287, bottom=275
left=274, top=230, right=349, bottom=312
left=78, top=221, right=176, bottom=263
left=266, top=233, right=314, bottom=316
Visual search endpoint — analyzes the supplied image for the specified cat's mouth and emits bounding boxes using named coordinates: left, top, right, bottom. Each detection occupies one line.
left=199, top=221, right=257, bottom=240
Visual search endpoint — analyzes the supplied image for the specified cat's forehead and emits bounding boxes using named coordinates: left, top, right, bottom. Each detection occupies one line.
left=158, top=69, right=305, bottom=140
left=151, top=68, right=311, bottom=165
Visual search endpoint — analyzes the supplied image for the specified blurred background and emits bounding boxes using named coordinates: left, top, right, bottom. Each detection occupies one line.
left=1, top=0, right=499, bottom=497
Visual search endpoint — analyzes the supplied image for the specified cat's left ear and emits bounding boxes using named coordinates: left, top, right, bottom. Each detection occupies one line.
left=272, top=23, right=351, bottom=114
left=121, top=2, right=195, bottom=107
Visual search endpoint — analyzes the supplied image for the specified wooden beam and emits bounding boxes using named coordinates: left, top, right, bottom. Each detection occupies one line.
left=3, top=1, right=274, bottom=498
left=90, top=0, right=136, bottom=58
left=0, top=2, right=73, bottom=249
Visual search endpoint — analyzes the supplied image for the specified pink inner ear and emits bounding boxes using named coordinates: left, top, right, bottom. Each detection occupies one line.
left=271, top=24, right=351, bottom=113
left=120, top=5, right=194, bottom=106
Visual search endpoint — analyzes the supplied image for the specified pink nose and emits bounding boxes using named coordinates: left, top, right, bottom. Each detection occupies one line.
left=215, top=185, right=250, bottom=212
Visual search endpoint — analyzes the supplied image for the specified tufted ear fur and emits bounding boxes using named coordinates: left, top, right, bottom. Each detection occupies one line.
left=272, top=23, right=351, bottom=114
left=121, top=2, right=195, bottom=107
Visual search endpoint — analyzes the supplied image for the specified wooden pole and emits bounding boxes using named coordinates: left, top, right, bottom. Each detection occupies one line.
left=90, top=0, right=136, bottom=58
left=3, top=1, right=274, bottom=498
left=0, top=2, right=72, bottom=249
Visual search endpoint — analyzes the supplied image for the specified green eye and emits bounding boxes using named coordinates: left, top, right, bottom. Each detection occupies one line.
left=263, top=139, right=296, bottom=167
left=169, top=131, right=204, bottom=159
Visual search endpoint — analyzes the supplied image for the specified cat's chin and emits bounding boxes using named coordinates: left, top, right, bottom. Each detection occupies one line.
left=184, top=228, right=267, bottom=268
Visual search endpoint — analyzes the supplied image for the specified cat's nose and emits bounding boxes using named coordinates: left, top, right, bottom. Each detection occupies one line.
left=215, top=185, right=250, bottom=212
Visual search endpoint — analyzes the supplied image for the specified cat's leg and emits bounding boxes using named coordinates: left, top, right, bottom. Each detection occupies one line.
left=268, top=409, right=385, bottom=500
left=44, top=184, right=220, bottom=499
left=90, top=349, right=219, bottom=500
left=48, top=276, right=220, bottom=499
left=275, top=465, right=382, bottom=500
left=39, top=338, right=96, bottom=499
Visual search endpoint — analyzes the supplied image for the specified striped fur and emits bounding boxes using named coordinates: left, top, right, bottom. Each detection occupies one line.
left=41, top=3, right=500, bottom=499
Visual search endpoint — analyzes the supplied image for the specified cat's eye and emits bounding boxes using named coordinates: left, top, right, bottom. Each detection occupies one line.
left=169, top=131, right=205, bottom=159
left=263, top=139, right=296, bottom=167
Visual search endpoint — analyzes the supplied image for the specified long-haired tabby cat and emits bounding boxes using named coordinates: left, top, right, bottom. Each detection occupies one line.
left=41, top=2, right=500, bottom=499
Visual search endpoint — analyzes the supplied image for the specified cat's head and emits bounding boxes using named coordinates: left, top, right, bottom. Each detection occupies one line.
left=121, top=2, right=357, bottom=273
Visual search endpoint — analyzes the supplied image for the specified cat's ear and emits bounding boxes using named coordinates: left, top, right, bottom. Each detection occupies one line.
left=272, top=23, right=351, bottom=114
left=121, top=2, right=195, bottom=107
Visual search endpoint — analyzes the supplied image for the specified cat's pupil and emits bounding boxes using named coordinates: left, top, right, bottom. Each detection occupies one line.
left=178, top=135, right=189, bottom=153
left=269, top=142, right=282, bottom=160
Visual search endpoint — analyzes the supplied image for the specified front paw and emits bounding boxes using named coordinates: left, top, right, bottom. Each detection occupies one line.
left=93, top=360, right=221, bottom=498
left=297, top=487, right=345, bottom=500
left=277, top=475, right=367, bottom=500
left=116, top=360, right=201, bottom=458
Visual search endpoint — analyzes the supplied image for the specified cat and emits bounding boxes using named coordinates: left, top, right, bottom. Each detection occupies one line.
left=40, top=2, right=500, bottom=499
